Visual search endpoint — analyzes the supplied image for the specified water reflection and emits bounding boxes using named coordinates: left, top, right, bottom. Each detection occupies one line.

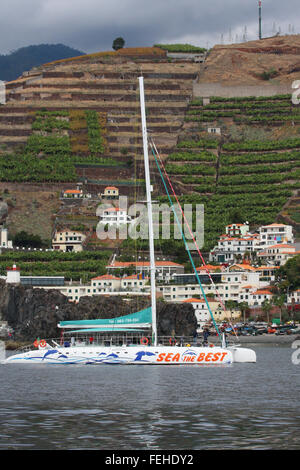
left=0, top=346, right=299, bottom=449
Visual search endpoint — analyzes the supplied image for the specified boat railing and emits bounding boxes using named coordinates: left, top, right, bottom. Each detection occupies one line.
left=45, top=335, right=223, bottom=348
left=8, top=334, right=230, bottom=353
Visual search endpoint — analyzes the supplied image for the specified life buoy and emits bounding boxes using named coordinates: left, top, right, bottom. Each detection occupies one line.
left=140, top=337, right=149, bottom=345
left=169, top=337, right=176, bottom=346
left=209, top=344, right=214, bottom=348
left=33, top=339, right=39, bottom=348
left=39, top=339, right=47, bottom=348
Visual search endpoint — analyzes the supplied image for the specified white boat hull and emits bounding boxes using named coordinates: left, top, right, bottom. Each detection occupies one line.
left=229, top=346, right=257, bottom=363
left=3, top=344, right=256, bottom=365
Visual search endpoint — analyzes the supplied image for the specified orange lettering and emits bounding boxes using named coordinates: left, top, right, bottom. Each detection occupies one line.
left=205, top=353, right=213, bottom=362
left=165, top=353, right=173, bottom=362
left=157, top=353, right=166, bottom=362
left=172, top=353, right=180, bottom=362
left=197, top=352, right=205, bottom=362
left=220, top=353, right=227, bottom=362
left=212, top=353, right=221, bottom=362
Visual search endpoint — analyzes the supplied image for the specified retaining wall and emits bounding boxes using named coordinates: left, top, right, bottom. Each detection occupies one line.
left=193, top=82, right=293, bottom=98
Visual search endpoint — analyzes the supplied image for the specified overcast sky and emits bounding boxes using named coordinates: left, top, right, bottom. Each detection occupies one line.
left=0, top=0, right=299, bottom=55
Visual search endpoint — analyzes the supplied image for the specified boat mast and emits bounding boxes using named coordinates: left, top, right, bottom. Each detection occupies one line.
left=138, top=76, right=157, bottom=346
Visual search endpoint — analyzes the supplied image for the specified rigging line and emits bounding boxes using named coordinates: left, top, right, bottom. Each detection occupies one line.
left=150, top=137, right=226, bottom=307
left=150, top=137, right=239, bottom=340
left=150, top=142, right=221, bottom=338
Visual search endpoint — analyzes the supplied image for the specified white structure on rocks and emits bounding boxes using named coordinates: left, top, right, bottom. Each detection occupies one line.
left=0, top=227, right=13, bottom=249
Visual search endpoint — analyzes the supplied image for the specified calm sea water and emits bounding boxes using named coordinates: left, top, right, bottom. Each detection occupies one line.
left=0, top=345, right=299, bottom=450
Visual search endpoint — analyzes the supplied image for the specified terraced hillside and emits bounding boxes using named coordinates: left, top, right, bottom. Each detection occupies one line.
left=160, top=94, right=300, bottom=252
left=1, top=47, right=198, bottom=191
left=0, top=45, right=299, bottom=257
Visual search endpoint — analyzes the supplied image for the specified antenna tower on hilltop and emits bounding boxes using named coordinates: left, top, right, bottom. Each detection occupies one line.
left=258, top=0, right=262, bottom=39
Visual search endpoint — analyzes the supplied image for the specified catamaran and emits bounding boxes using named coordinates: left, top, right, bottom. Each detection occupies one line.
left=4, top=77, right=256, bottom=365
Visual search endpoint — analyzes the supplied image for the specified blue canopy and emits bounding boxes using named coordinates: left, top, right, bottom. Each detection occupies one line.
left=58, top=307, right=152, bottom=329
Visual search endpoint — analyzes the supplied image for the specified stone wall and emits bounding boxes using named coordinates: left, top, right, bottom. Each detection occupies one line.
left=193, top=82, right=293, bottom=98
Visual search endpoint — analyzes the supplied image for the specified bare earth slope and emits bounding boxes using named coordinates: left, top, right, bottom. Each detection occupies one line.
left=199, top=35, right=300, bottom=85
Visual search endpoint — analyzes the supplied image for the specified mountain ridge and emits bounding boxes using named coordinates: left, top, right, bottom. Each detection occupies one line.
left=0, top=44, right=85, bottom=82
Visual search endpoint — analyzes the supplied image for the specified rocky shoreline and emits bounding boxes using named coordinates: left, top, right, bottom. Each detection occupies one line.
left=227, top=334, right=300, bottom=345
left=0, top=279, right=197, bottom=345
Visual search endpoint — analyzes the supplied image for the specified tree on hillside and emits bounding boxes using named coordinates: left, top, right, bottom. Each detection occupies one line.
left=276, top=254, right=300, bottom=292
left=13, top=230, right=44, bottom=248
left=112, top=37, right=125, bottom=51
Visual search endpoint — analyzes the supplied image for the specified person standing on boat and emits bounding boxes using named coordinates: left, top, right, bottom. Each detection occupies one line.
left=203, top=328, right=209, bottom=346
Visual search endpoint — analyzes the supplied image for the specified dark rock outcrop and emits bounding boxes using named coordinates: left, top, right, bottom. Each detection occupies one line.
left=0, top=280, right=197, bottom=340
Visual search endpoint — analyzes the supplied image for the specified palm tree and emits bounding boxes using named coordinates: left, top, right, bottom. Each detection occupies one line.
left=273, top=294, right=285, bottom=324
left=239, top=301, right=249, bottom=323
left=262, top=299, right=272, bottom=324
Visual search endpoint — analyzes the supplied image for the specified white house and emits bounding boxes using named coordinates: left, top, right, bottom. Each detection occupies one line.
left=209, top=223, right=295, bottom=265
left=288, top=289, right=300, bottom=305
left=182, top=297, right=240, bottom=330
left=257, top=223, right=294, bottom=249
left=52, top=230, right=86, bottom=252
left=257, top=244, right=300, bottom=266
left=91, top=274, right=121, bottom=292
left=101, top=186, right=119, bottom=199
left=209, top=234, right=259, bottom=263
left=225, top=223, right=250, bottom=237
left=121, top=274, right=149, bottom=291
left=107, top=260, right=185, bottom=282
left=99, top=207, right=131, bottom=226
left=248, top=288, right=274, bottom=307
left=63, top=189, right=83, bottom=199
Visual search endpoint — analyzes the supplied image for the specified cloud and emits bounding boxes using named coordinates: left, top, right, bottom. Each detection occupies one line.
left=0, top=0, right=299, bottom=54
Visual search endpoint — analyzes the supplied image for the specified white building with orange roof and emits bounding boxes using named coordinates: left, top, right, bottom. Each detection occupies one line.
left=196, top=264, right=225, bottom=273
left=225, top=223, right=249, bottom=237
left=107, top=260, right=185, bottom=282
left=121, top=274, right=149, bottom=291
left=209, top=233, right=259, bottom=263
left=157, top=267, right=263, bottom=304
left=91, top=274, right=121, bottom=292
left=182, top=297, right=240, bottom=329
left=210, top=222, right=294, bottom=265
left=255, top=266, right=280, bottom=282
left=99, top=207, right=131, bottom=226
left=238, top=284, right=275, bottom=306
left=257, top=223, right=294, bottom=248
left=63, top=189, right=83, bottom=199
left=257, top=244, right=300, bottom=266
left=101, top=186, right=119, bottom=199
left=249, top=288, right=274, bottom=306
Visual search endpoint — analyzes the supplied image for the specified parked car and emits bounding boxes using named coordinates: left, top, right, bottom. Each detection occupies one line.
left=253, top=327, right=268, bottom=335
left=275, top=326, right=294, bottom=335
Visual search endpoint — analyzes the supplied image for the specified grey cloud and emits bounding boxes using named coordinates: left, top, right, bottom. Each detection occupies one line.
left=0, top=0, right=299, bottom=54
